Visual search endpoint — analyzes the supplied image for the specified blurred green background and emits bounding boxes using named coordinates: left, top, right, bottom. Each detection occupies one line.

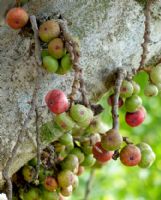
left=71, top=71, right=161, bottom=200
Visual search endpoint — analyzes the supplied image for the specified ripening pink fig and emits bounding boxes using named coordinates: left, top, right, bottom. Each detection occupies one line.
left=125, top=106, right=146, bottom=127
left=92, top=142, right=114, bottom=163
left=107, top=94, right=124, bottom=108
left=45, top=89, right=69, bottom=114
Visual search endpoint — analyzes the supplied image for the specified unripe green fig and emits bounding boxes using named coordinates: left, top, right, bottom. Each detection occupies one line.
left=101, top=129, right=123, bottom=151
left=60, top=185, right=73, bottom=197
left=86, top=116, right=108, bottom=134
left=57, top=170, right=75, bottom=188
left=125, top=95, right=142, bottom=112
left=144, top=84, right=158, bottom=97
left=70, top=148, right=85, bottom=164
left=22, top=165, right=35, bottom=183
left=39, top=20, right=60, bottom=42
left=23, top=188, right=40, bottom=200
left=81, top=154, right=96, bottom=167
left=120, top=144, right=141, bottom=166
left=81, top=142, right=93, bottom=155
left=43, top=56, right=59, bottom=73
left=59, top=133, right=73, bottom=146
left=61, top=154, right=79, bottom=172
left=55, top=112, right=75, bottom=131
left=41, top=189, right=59, bottom=200
left=137, top=143, right=156, bottom=168
left=132, top=81, right=140, bottom=94
left=56, top=53, right=72, bottom=75
left=120, top=80, right=134, bottom=98
left=72, top=126, right=86, bottom=136
left=48, top=38, right=64, bottom=59
left=70, top=104, right=94, bottom=124
left=150, top=64, right=161, bottom=85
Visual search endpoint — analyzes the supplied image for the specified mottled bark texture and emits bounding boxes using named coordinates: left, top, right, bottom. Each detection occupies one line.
left=0, top=0, right=161, bottom=188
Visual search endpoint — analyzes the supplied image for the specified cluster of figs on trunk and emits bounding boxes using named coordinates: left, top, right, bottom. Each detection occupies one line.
left=39, top=20, right=73, bottom=75
left=6, top=6, right=73, bottom=75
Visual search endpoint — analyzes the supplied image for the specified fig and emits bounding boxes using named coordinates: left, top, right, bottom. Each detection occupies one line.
left=55, top=113, right=75, bottom=131
left=57, top=170, right=75, bottom=188
left=137, top=143, right=156, bottom=168
left=39, top=20, right=60, bottom=42
left=101, top=129, right=123, bottom=151
left=43, top=56, right=59, bottom=73
left=6, top=7, right=28, bottom=29
left=45, top=89, right=69, bottom=114
left=48, top=38, right=64, bottom=59
left=120, top=144, right=141, bottom=166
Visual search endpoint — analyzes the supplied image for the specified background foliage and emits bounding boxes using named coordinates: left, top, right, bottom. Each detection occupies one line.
left=71, top=71, right=161, bottom=200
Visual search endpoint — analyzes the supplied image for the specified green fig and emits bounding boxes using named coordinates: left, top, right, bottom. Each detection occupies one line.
left=137, top=143, right=156, bottom=168
left=61, top=154, right=79, bottom=173
left=22, top=165, right=35, bottom=183
left=120, top=80, right=134, bottom=98
left=43, top=56, right=59, bottom=73
left=144, top=84, right=158, bottom=97
left=57, top=170, right=75, bottom=188
left=70, top=104, right=93, bottom=124
left=150, top=64, right=161, bottom=85
left=81, top=154, right=96, bottom=167
left=125, top=95, right=142, bottom=112
left=56, top=53, right=72, bottom=75
left=23, top=188, right=40, bottom=200
left=59, top=133, right=73, bottom=146
left=41, top=189, right=59, bottom=200
left=70, top=148, right=85, bottom=164
left=86, top=116, right=108, bottom=134
left=54, top=112, right=76, bottom=131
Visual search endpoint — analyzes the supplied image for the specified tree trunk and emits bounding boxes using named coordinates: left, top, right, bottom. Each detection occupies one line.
left=0, top=0, right=161, bottom=188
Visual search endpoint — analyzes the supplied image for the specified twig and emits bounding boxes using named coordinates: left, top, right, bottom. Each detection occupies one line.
left=79, top=69, right=90, bottom=108
left=112, top=150, right=120, bottom=160
left=16, top=0, right=21, bottom=7
left=30, top=15, right=42, bottom=180
left=112, top=69, right=126, bottom=130
left=138, top=0, right=153, bottom=70
left=59, top=20, right=82, bottom=106
left=83, top=169, right=95, bottom=200
left=35, top=108, right=41, bottom=180
left=30, top=15, right=42, bottom=66
left=123, top=137, right=133, bottom=145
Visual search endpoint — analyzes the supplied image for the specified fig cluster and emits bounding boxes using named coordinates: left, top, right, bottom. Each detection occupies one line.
left=108, top=80, right=146, bottom=127
left=39, top=20, right=73, bottom=74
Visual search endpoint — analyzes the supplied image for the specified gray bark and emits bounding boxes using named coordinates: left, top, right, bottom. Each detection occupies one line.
left=0, top=0, right=161, bottom=188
